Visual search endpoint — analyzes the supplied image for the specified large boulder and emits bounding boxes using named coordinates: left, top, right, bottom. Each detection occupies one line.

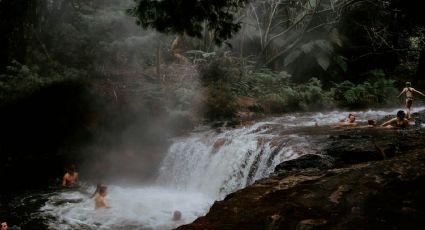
left=177, top=150, right=425, bottom=230
left=177, top=116, right=425, bottom=230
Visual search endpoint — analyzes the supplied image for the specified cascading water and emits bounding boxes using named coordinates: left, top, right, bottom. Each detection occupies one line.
left=38, top=121, right=319, bottom=230
left=30, top=107, right=425, bottom=229
left=155, top=121, right=317, bottom=199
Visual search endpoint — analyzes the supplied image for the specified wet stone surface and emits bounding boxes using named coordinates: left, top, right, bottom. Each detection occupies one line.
left=177, top=112, right=425, bottom=230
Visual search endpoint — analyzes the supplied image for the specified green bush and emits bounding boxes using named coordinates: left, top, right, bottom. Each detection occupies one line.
left=0, top=61, right=81, bottom=106
left=204, top=81, right=236, bottom=120
left=198, top=54, right=240, bottom=120
left=331, top=78, right=398, bottom=108
left=197, top=52, right=399, bottom=119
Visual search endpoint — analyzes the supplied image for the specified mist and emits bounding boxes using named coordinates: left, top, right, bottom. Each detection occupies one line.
left=37, top=0, right=203, bottom=186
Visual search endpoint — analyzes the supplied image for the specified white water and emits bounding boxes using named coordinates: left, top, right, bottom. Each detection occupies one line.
left=40, top=107, right=425, bottom=229
left=40, top=187, right=211, bottom=230
left=156, top=121, right=315, bottom=198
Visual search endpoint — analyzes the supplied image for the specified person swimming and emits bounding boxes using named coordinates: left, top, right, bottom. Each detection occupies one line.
left=330, top=113, right=358, bottom=128
left=62, top=165, right=79, bottom=187
left=94, top=185, right=111, bottom=209
left=381, top=110, right=409, bottom=128
left=172, top=210, right=182, bottom=221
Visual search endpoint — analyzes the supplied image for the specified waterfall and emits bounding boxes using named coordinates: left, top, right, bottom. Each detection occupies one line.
left=37, top=107, right=425, bottom=229
left=156, top=106, right=425, bottom=199
left=156, top=121, right=316, bottom=199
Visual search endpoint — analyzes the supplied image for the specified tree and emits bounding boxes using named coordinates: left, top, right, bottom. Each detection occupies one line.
left=128, top=0, right=249, bottom=44
left=0, top=0, right=36, bottom=71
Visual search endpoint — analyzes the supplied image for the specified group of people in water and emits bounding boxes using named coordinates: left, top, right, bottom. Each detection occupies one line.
left=62, top=165, right=111, bottom=209
left=328, top=81, right=425, bottom=128
left=5, top=81, right=421, bottom=228
left=61, top=165, right=182, bottom=222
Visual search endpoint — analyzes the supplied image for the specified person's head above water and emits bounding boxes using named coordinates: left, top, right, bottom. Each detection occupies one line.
left=397, top=110, right=406, bottom=120
left=67, top=164, right=76, bottom=174
left=172, top=210, right=182, bottom=221
left=347, top=113, right=356, bottom=123
left=368, top=119, right=377, bottom=126
left=98, top=185, right=108, bottom=196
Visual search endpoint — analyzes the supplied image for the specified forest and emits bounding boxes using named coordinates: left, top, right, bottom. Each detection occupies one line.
left=1, top=0, right=425, bottom=229
left=0, top=0, right=424, bottom=197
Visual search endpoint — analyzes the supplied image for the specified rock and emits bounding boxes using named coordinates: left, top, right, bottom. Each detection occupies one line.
left=265, top=214, right=282, bottom=230
left=296, top=219, right=327, bottom=230
left=212, top=138, right=231, bottom=153
left=274, top=154, right=334, bottom=174
left=177, top=150, right=425, bottom=230
left=329, top=185, right=352, bottom=204
left=177, top=111, right=425, bottom=230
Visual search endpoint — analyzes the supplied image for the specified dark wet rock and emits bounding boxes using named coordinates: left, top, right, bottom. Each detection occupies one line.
left=178, top=111, right=425, bottom=230
left=212, top=138, right=231, bottom=153
left=177, top=150, right=425, bottom=230
left=296, top=219, right=327, bottom=230
left=325, top=137, right=385, bottom=165
left=274, top=154, right=335, bottom=174
left=321, top=125, right=425, bottom=167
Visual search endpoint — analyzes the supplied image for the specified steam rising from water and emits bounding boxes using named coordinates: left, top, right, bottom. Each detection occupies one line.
left=39, top=107, right=425, bottom=229
left=41, top=187, right=211, bottom=230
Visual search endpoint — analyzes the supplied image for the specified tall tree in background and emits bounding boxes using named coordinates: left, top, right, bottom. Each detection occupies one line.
left=128, top=0, right=249, bottom=44
left=0, top=0, right=36, bottom=71
left=229, top=0, right=425, bottom=84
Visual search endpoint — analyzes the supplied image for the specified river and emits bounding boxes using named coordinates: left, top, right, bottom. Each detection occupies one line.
left=3, top=107, right=424, bottom=230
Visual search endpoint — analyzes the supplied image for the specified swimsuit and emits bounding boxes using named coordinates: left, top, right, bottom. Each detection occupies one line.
left=395, top=120, right=408, bottom=128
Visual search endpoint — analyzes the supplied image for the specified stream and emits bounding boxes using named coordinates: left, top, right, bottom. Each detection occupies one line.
left=3, top=107, right=425, bottom=230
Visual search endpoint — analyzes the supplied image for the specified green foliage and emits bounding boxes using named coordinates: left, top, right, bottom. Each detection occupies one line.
left=0, top=60, right=81, bottom=106
left=38, top=1, right=165, bottom=74
left=286, top=40, right=334, bottom=71
left=205, top=81, right=237, bottom=120
left=368, top=69, right=386, bottom=79
left=198, top=52, right=340, bottom=116
left=198, top=54, right=398, bottom=116
left=217, top=60, right=331, bottom=113
left=161, top=83, right=198, bottom=127
left=231, top=66, right=332, bottom=113
left=0, top=0, right=413, bottom=125
left=198, top=53, right=241, bottom=119
left=198, top=51, right=241, bottom=85
left=372, top=78, right=399, bottom=105
left=331, top=78, right=398, bottom=108
left=128, top=0, right=249, bottom=44
left=272, top=78, right=332, bottom=112
left=333, top=55, right=348, bottom=73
